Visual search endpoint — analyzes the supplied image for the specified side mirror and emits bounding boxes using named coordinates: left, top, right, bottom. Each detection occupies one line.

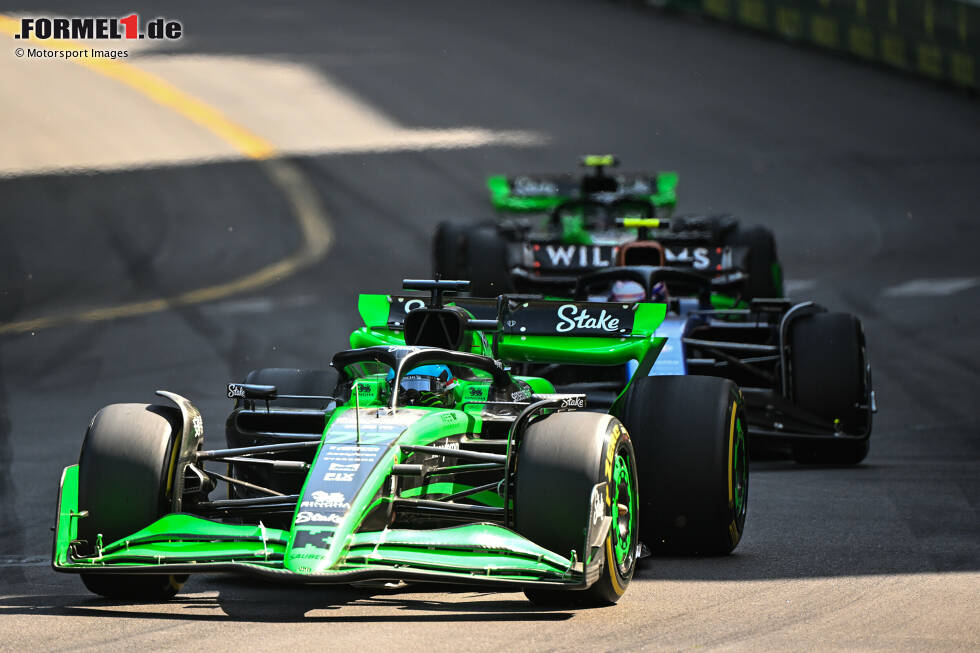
left=227, top=383, right=277, bottom=400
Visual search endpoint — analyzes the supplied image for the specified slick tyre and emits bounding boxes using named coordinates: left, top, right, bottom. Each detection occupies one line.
left=227, top=368, right=336, bottom=499
left=790, top=312, right=871, bottom=465
left=242, top=367, right=337, bottom=410
left=432, top=221, right=469, bottom=280
left=619, top=376, right=748, bottom=555
left=77, top=403, right=187, bottom=600
left=724, top=225, right=782, bottom=299
left=516, top=412, right=639, bottom=606
left=464, top=228, right=514, bottom=297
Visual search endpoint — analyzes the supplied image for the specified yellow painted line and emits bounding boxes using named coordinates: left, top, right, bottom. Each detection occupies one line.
left=0, top=15, right=332, bottom=335
left=0, top=15, right=274, bottom=159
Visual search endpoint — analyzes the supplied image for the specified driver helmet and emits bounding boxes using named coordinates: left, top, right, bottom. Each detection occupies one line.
left=610, top=280, right=646, bottom=302
left=609, top=279, right=668, bottom=303
left=387, top=364, right=457, bottom=407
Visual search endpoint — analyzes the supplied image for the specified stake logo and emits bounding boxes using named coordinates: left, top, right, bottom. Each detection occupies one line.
left=14, top=14, right=183, bottom=41
left=295, top=511, right=343, bottom=525
left=555, top=304, right=621, bottom=333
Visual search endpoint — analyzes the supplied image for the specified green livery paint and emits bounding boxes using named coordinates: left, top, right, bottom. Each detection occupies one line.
left=354, top=293, right=667, bottom=366
left=486, top=170, right=678, bottom=214
left=53, top=294, right=659, bottom=590
left=52, top=405, right=583, bottom=584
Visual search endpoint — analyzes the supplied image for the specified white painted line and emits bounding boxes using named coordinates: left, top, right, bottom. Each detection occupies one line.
left=0, top=556, right=48, bottom=567
left=882, top=278, right=980, bottom=297
left=203, top=294, right=317, bottom=315
left=784, top=279, right=816, bottom=296
left=204, top=298, right=275, bottom=315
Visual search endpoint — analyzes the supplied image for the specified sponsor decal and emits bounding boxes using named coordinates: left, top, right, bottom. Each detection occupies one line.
left=290, top=530, right=335, bottom=552
left=439, top=413, right=459, bottom=423
left=386, top=345, right=423, bottom=353
left=191, top=414, right=204, bottom=439
left=328, top=462, right=360, bottom=472
left=227, top=383, right=246, bottom=399
left=560, top=395, right=586, bottom=409
left=536, top=244, right=616, bottom=269
left=501, top=300, right=636, bottom=337
left=556, top=304, right=621, bottom=333
left=511, top=176, right=558, bottom=196
left=301, top=491, right=350, bottom=510
left=327, top=410, right=425, bottom=444
left=663, top=246, right=732, bottom=271
left=300, top=442, right=388, bottom=525
left=511, top=387, right=532, bottom=402
left=604, top=424, right=622, bottom=506
left=664, top=246, right=711, bottom=269
left=295, top=511, right=343, bottom=525
left=591, top=486, right=604, bottom=526
left=322, top=443, right=381, bottom=456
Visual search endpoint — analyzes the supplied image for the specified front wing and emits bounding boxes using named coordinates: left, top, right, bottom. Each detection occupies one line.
left=53, top=465, right=609, bottom=589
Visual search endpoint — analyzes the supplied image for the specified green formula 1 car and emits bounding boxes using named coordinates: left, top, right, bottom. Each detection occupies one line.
left=433, top=155, right=783, bottom=301
left=53, top=280, right=747, bottom=605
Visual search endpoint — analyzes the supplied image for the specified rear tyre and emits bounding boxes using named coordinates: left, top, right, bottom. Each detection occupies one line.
left=724, top=225, right=782, bottom=299
left=465, top=228, right=514, bottom=297
left=516, top=413, right=638, bottom=606
left=77, top=403, right=187, bottom=600
left=619, top=376, right=748, bottom=555
left=432, top=221, right=469, bottom=279
left=242, top=367, right=337, bottom=410
left=227, top=368, right=336, bottom=499
left=790, top=312, right=871, bottom=465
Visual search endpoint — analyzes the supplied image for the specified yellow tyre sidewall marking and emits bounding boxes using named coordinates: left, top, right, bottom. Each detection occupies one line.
left=727, top=397, right=742, bottom=546
left=604, top=421, right=626, bottom=596
left=728, top=399, right=737, bottom=505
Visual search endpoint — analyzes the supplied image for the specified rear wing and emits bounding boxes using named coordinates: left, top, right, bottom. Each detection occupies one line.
left=355, top=293, right=667, bottom=367
left=486, top=171, right=678, bottom=214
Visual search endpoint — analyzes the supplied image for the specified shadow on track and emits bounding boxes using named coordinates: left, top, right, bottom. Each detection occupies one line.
left=0, top=580, right=574, bottom=623
left=638, top=448, right=980, bottom=582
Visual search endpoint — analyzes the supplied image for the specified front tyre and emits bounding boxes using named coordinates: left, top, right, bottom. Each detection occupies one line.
left=724, top=225, right=782, bottom=300
left=790, top=312, right=871, bottom=465
left=77, top=403, right=188, bottom=600
left=515, top=413, right=639, bottom=606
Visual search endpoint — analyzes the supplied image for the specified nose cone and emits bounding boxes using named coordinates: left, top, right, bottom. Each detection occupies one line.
left=283, top=407, right=429, bottom=574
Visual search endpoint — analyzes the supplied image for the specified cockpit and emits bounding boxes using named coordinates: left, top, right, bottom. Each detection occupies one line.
left=331, top=345, right=514, bottom=412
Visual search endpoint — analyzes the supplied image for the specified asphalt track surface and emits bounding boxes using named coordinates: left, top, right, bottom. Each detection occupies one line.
left=1, top=1, right=978, bottom=650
